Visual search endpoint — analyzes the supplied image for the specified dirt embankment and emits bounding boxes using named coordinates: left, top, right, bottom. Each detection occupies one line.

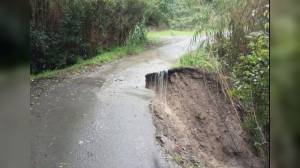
left=145, top=68, right=263, bottom=168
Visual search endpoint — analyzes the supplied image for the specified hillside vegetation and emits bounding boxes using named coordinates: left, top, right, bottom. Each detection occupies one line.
left=178, top=0, right=270, bottom=164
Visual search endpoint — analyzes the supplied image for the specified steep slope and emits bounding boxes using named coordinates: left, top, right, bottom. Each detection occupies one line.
left=146, top=68, right=263, bottom=168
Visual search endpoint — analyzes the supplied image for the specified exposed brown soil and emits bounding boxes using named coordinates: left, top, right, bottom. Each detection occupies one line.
left=145, top=68, right=263, bottom=168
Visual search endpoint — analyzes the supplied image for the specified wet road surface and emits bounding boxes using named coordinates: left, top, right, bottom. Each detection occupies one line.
left=31, top=36, right=193, bottom=168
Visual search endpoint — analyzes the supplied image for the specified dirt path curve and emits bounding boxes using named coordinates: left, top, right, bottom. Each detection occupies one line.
left=31, top=36, right=196, bottom=168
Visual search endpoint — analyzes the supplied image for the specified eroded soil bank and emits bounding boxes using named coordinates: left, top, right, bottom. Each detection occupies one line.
left=145, top=68, right=263, bottom=168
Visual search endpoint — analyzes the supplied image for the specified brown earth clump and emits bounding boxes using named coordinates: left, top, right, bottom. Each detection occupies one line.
left=145, top=68, right=263, bottom=168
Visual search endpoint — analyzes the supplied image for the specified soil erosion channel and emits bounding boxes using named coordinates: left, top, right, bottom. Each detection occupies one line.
left=31, top=36, right=194, bottom=168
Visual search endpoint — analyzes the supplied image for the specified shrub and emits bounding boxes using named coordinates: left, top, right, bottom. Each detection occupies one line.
left=231, top=35, right=269, bottom=156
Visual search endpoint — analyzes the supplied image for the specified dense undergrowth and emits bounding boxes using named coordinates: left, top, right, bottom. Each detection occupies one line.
left=30, top=0, right=161, bottom=74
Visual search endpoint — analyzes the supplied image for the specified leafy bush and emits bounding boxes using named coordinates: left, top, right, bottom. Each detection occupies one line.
left=231, top=35, right=269, bottom=156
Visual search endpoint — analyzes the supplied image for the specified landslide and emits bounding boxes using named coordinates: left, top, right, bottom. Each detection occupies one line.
left=145, top=68, right=263, bottom=168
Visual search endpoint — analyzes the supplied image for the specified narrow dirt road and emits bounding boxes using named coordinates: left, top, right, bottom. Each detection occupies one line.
left=31, top=37, right=194, bottom=168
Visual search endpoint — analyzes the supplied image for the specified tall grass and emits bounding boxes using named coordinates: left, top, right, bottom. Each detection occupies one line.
left=179, top=48, right=219, bottom=72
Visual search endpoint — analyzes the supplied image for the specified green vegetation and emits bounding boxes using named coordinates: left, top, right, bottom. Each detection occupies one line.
left=172, top=154, right=184, bottom=165
left=144, top=0, right=175, bottom=27
left=167, top=0, right=205, bottom=30
left=172, top=153, right=204, bottom=168
left=31, top=42, right=147, bottom=80
left=177, top=0, right=269, bottom=163
left=145, top=0, right=208, bottom=30
left=231, top=35, right=269, bottom=154
left=30, top=0, right=147, bottom=74
left=179, top=48, right=219, bottom=72
left=147, top=30, right=195, bottom=40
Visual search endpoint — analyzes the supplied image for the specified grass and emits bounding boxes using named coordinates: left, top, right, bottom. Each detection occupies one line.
left=147, top=29, right=195, bottom=41
left=172, top=154, right=184, bottom=165
left=31, top=43, right=147, bottom=80
left=177, top=48, right=220, bottom=72
left=172, top=153, right=204, bottom=168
